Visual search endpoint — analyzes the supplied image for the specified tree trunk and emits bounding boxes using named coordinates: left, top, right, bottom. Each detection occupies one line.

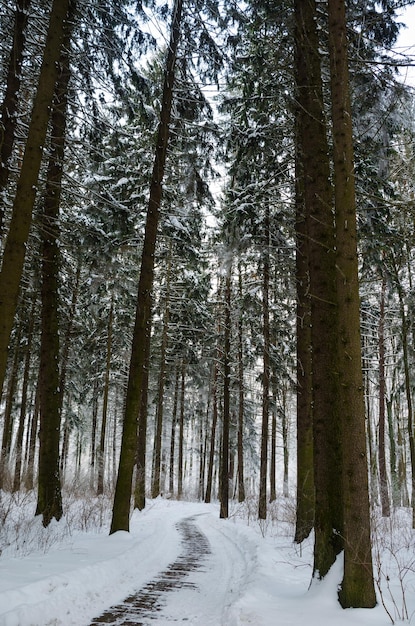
left=378, top=273, right=390, bottom=517
left=294, top=149, right=314, bottom=541
left=0, top=0, right=31, bottom=241
left=386, top=391, right=399, bottom=506
left=294, top=0, right=343, bottom=577
left=168, top=363, right=180, bottom=495
left=0, top=0, right=71, bottom=407
left=393, top=257, right=415, bottom=526
left=205, top=362, right=219, bottom=503
left=24, top=382, right=40, bottom=490
left=36, top=10, right=73, bottom=525
left=134, top=319, right=151, bottom=511
left=151, top=247, right=172, bottom=498
left=269, top=400, right=277, bottom=503
left=12, top=298, right=36, bottom=492
left=237, top=262, right=246, bottom=502
left=362, top=325, right=378, bottom=505
left=90, top=377, right=100, bottom=484
left=97, top=298, right=114, bottom=495
left=220, top=270, right=231, bottom=519
left=0, top=322, right=22, bottom=488
left=327, top=0, right=376, bottom=607
left=199, top=406, right=207, bottom=500
left=59, top=264, right=81, bottom=478
left=177, top=359, right=186, bottom=499
left=258, top=207, right=270, bottom=520
left=110, top=0, right=183, bottom=534
left=281, top=387, right=289, bottom=498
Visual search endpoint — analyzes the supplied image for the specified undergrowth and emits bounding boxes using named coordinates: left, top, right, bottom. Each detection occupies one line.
left=0, top=480, right=113, bottom=558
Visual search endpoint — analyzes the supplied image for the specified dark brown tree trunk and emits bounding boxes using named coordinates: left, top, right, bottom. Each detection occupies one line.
left=327, top=0, right=376, bottom=607
left=269, top=400, right=277, bottom=503
left=59, top=265, right=81, bottom=476
left=205, top=363, right=219, bottom=504
left=0, top=0, right=31, bottom=240
left=199, top=406, right=207, bottom=500
left=12, top=299, right=36, bottom=492
left=59, top=261, right=81, bottom=407
left=110, top=0, right=183, bottom=534
left=97, top=298, right=114, bottom=495
left=112, top=386, right=119, bottom=488
left=220, top=270, right=231, bottom=519
left=393, top=258, right=415, bottom=526
left=36, top=9, right=73, bottom=525
left=378, top=274, right=390, bottom=517
left=24, top=382, right=40, bottom=490
left=258, top=207, right=270, bottom=520
left=134, top=319, right=151, bottom=511
left=294, top=172, right=314, bottom=543
left=0, top=0, right=71, bottom=407
left=59, top=415, right=70, bottom=477
left=294, top=0, right=343, bottom=577
left=387, top=392, right=399, bottom=506
left=177, top=359, right=186, bottom=499
left=294, top=152, right=314, bottom=542
left=90, top=377, right=100, bottom=483
left=362, top=326, right=378, bottom=505
left=237, top=262, right=246, bottom=502
left=0, top=323, right=22, bottom=488
left=151, top=248, right=172, bottom=498
left=168, top=363, right=180, bottom=495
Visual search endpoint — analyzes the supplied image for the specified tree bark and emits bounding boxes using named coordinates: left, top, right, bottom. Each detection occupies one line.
left=220, top=269, right=231, bottom=519
left=151, top=247, right=172, bottom=498
left=168, top=362, right=180, bottom=495
left=269, top=399, right=277, bottom=503
left=258, top=207, right=270, bottom=520
left=294, top=149, right=314, bottom=542
left=393, top=257, right=415, bottom=526
left=0, top=0, right=71, bottom=407
left=237, top=262, right=246, bottom=502
left=378, top=273, right=390, bottom=517
left=97, top=298, right=114, bottom=495
left=0, top=0, right=31, bottom=241
left=327, top=0, right=376, bottom=607
left=12, top=298, right=36, bottom=492
left=281, top=387, right=289, bottom=498
left=134, top=317, right=151, bottom=511
left=294, top=0, right=343, bottom=577
left=0, top=322, right=22, bottom=488
left=205, top=362, right=219, bottom=503
left=110, top=0, right=183, bottom=534
left=177, top=359, right=186, bottom=499
left=90, top=377, right=100, bottom=484
left=36, top=7, right=73, bottom=525
left=24, top=382, right=40, bottom=490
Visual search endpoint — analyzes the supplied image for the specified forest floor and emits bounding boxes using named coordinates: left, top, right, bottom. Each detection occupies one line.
left=0, top=493, right=414, bottom=625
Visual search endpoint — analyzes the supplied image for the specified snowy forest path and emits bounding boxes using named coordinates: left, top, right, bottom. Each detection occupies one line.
left=88, top=511, right=253, bottom=625
left=89, top=515, right=210, bottom=625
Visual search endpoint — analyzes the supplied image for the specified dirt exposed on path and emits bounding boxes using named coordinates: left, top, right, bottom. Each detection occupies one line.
left=90, top=515, right=211, bottom=625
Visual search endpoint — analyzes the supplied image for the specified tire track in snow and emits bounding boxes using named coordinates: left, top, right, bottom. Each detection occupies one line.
left=89, top=515, right=211, bottom=625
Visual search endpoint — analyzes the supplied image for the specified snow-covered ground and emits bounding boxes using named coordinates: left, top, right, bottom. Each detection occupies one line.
left=1, top=494, right=414, bottom=625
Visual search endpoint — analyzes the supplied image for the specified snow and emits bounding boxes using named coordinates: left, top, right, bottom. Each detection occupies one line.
left=0, top=497, right=414, bottom=625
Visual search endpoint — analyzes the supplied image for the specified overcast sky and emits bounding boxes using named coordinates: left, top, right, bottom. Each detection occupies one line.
left=395, top=4, right=415, bottom=86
